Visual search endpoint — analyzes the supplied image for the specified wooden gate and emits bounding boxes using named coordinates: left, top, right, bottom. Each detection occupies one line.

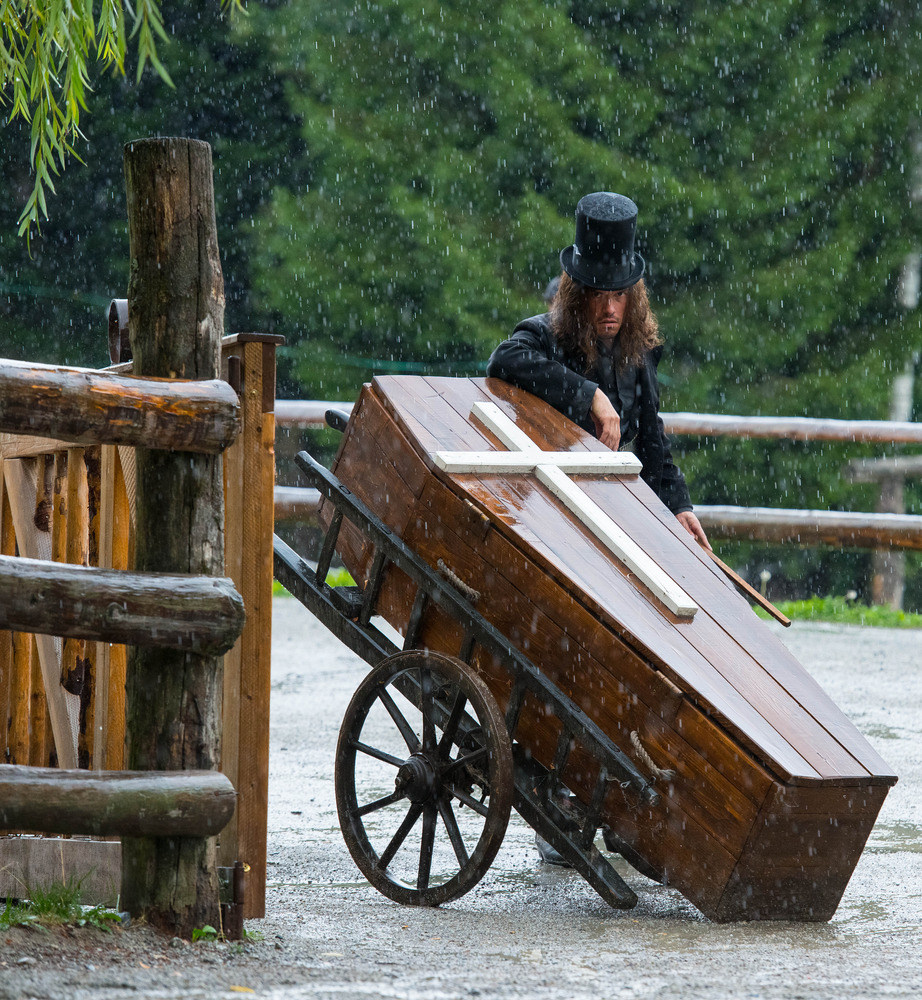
left=0, top=333, right=279, bottom=918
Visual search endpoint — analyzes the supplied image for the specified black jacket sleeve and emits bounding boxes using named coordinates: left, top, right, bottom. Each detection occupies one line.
left=486, top=315, right=598, bottom=428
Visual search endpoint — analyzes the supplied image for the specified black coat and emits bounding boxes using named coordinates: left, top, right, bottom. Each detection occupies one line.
left=486, top=312, right=692, bottom=514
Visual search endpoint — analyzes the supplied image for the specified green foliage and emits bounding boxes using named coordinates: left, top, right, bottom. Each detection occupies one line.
left=2, top=0, right=920, bottom=605
left=272, top=566, right=354, bottom=596
left=249, top=0, right=922, bottom=421
left=0, top=0, right=242, bottom=238
left=756, top=596, right=922, bottom=628
left=0, top=1, right=296, bottom=367
left=0, top=879, right=122, bottom=931
left=192, top=923, right=220, bottom=942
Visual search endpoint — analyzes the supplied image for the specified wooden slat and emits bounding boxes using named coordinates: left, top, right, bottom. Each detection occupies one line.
left=3, top=458, right=77, bottom=769
left=231, top=340, right=276, bottom=919
left=94, top=445, right=116, bottom=771
left=63, top=447, right=91, bottom=767
left=29, top=636, right=48, bottom=766
left=219, top=362, right=245, bottom=872
left=95, top=447, right=132, bottom=770
left=0, top=432, right=73, bottom=461
left=106, top=448, right=131, bottom=770
left=0, top=460, right=12, bottom=763
left=8, top=631, right=31, bottom=766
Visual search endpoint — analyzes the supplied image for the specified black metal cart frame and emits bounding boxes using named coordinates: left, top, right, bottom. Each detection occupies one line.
left=273, top=446, right=666, bottom=909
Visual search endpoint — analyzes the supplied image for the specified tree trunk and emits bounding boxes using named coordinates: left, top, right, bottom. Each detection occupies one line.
left=121, top=137, right=227, bottom=937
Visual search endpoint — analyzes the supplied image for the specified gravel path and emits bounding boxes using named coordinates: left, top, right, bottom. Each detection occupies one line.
left=2, top=598, right=920, bottom=999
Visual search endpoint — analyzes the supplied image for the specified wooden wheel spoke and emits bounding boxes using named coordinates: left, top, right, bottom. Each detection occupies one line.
left=447, top=783, right=490, bottom=818
left=356, top=788, right=407, bottom=817
left=437, top=797, right=470, bottom=868
left=377, top=801, right=424, bottom=870
left=437, top=691, right=468, bottom=758
left=417, top=803, right=438, bottom=891
left=418, top=667, right=437, bottom=754
left=376, top=685, right=420, bottom=753
left=351, top=739, right=405, bottom=768
left=443, top=746, right=487, bottom=778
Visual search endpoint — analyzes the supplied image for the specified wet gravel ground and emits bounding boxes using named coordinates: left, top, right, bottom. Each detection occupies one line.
left=2, top=596, right=921, bottom=999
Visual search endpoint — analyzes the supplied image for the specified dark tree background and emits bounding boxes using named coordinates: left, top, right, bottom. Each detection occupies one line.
left=1, top=0, right=920, bottom=605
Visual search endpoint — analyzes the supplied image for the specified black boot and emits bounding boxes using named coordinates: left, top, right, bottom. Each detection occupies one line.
left=534, top=833, right=572, bottom=867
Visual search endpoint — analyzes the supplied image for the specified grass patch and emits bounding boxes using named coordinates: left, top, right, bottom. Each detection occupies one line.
left=273, top=567, right=355, bottom=597
left=756, top=596, right=922, bottom=628
left=1, top=879, right=122, bottom=932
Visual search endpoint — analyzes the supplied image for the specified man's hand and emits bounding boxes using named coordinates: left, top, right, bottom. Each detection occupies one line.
left=677, top=510, right=711, bottom=550
left=590, top=388, right=621, bottom=450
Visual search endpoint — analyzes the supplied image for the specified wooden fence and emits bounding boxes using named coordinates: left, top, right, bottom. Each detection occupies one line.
left=0, top=335, right=277, bottom=919
left=0, top=139, right=278, bottom=934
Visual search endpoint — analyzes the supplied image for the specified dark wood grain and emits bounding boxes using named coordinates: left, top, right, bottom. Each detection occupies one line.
left=713, top=782, right=890, bottom=921
left=619, top=476, right=897, bottom=780
left=411, top=375, right=886, bottom=782
left=576, top=477, right=873, bottom=780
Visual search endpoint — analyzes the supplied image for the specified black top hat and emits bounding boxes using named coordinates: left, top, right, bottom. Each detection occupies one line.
left=559, top=192, right=645, bottom=291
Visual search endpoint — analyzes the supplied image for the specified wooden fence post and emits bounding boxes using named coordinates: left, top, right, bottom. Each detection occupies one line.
left=121, top=137, right=227, bottom=935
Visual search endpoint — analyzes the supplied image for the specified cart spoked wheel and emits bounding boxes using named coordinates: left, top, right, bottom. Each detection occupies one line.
left=335, top=650, right=513, bottom=906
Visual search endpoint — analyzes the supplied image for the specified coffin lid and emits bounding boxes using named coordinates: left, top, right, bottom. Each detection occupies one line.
left=357, top=375, right=896, bottom=788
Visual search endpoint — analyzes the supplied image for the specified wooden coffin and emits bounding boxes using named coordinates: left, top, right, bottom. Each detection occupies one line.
left=325, top=374, right=897, bottom=922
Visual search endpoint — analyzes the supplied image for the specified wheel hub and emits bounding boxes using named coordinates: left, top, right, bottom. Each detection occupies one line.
left=395, top=753, right=437, bottom=804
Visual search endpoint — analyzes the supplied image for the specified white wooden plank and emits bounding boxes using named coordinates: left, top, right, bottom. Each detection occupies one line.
left=536, top=464, right=698, bottom=617
left=464, top=398, right=697, bottom=617
left=471, top=401, right=542, bottom=452
left=433, top=450, right=642, bottom=475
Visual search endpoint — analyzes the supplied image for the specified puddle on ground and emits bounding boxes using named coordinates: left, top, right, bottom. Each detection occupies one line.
left=268, top=878, right=372, bottom=890
left=866, top=822, right=922, bottom=853
left=862, top=723, right=912, bottom=741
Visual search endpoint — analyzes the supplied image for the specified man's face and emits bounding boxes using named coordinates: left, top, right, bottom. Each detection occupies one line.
left=587, top=287, right=628, bottom=341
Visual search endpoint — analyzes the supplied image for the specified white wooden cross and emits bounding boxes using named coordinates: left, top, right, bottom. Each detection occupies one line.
left=433, top=401, right=698, bottom=618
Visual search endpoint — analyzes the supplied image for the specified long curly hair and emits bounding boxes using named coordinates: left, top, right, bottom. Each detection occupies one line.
left=549, top=272, right=661, bottom=372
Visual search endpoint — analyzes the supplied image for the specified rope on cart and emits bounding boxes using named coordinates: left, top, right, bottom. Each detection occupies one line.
left=437, top=559, right=481, bottom=603
left=630, top=730, right=677, bottom=783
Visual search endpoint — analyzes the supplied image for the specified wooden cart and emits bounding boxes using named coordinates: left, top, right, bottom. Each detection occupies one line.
left=274, top=375, right=897, bottom=921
